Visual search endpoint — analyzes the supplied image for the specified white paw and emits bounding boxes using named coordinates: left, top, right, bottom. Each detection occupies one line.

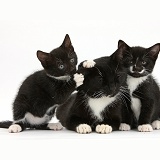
left=152, top=120, right=160, bottom=130
left=96, top=124, right=112, bottom=134
left=76, top=124, right=92, bottom=134
left=138, top=124, right=153, bottom=132
left=47, top=122, right=63, bottom=130
left=8, top=124, right=22, bottom=133
left=119, top=123, right=131, bottom=131
left=73, top=73, right=84, bottom=87
left=83, top=60, right=96, bottom=68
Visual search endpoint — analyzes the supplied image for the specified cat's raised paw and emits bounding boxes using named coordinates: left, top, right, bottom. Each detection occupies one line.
left=152, top=120, right=160, bottom=130
left=74, top=73, right=84, bottom=87
left=76, top=124, right=92, bottom=134
left=8, top=124, right=22, bottom=133
left=138, top=124, right=153, bottom=132
left=83, top=60, right=96, bottom=68
left=96, top=124, right=112, bottom=134
left=47, top=122, right=63, bottom=130
left=119, top=123, right=131, bottom=131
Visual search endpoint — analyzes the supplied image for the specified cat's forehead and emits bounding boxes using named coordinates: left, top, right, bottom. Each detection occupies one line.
left=130, top=47, right=146, bottom=57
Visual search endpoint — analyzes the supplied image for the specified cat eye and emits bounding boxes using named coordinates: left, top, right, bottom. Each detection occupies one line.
left=70, top=58, right=74, bottom=63
left=129, top=60, right=133, bottom=64
left=58, top=64, right=64, bottom=70
left=142, top=61, right=146, bottom=65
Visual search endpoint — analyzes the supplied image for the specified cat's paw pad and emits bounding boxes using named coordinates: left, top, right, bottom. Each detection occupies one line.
left=119, top=123, right=131, bottom=131
left=83, top=60, right=96, bottom=68
left=76, top=124, right=92, bottom=134
left=8, top=124, right=22, bottom=133
left=138, top=124, right=153, bottom=132
left=47, top=122, right=63, bottom=130
left=96, top=124, right=112, bottom=134
left=74, top=73, right=84, bottom=87
left=152, top=120, right=160, bottom=130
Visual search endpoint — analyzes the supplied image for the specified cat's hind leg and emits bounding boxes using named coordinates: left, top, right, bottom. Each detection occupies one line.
left=35, top=122, right=63, bottom=130
left=119, top=123, right=131, bottom=131
left=8, top=121, right=26, bottom=133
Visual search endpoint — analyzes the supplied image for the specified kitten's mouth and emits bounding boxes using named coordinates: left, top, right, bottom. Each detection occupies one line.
left=129, top=72, right=143, bottom=78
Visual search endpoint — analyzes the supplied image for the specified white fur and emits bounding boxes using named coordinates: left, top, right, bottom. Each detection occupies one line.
left=96, top=124, right=112, bottom=134
left=73, top=73, right=84, bottom=87
left=14, top=105, right=57, bottom=125
left=138, top=124, right=153, bottom=132
left=83, top=60, right=96, bottom=68
left=152, top=120, right=160, bottom=129
left=88, top=96, right=116, bottom=120
left=76, top=124, right=92, bottom=134
left=47, top=74, right=71, bottom=81
left=119, top=123, right=131, bottom=131
left=130, top=66, right=145, bottom=74
left=25, top=112, right=51, bottom=125
left=131, top=97, right=141, bottom=120
left=127, top=75, right=148, bottom=94
left=127, top=75, right=148, bottom=120
left=8, top=124, right=22, bottom=133
left=47, top=122, right=63, bottom=130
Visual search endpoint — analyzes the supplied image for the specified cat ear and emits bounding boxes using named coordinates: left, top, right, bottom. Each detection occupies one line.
left=61, top=34, right=73, bottom=49
left=118, top=40, right=128, bottom=48
left=37, top=50, right=51, bottom=67
left=147, top=43, right=160, bottom=60
left=113, top=40, right=130, bottom=61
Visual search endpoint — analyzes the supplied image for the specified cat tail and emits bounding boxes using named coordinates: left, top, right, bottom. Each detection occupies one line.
left=0, top=121, right=13, bottom=128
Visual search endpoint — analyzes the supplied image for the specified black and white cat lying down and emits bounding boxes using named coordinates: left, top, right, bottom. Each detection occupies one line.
left=56, top=46, right=134, bottom=134
left=0, top=34, right=84, bottom=133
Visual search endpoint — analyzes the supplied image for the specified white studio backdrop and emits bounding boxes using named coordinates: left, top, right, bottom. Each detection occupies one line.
left=0, top=0, right=160, bottom=120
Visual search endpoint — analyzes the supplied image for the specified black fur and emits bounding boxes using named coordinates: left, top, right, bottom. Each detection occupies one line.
left=0, top=34, right=78, bottom=132
left=56, top=47, right=133, bottom=133
left=118, top=40, right=160, bottom=131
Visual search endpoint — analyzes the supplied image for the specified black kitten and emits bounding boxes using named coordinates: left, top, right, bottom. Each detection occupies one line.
left=56, top=47, right=133, bottom=134
left=118, top=40, right=160, bottom=132
left=0, top=34, right=84, bottom=133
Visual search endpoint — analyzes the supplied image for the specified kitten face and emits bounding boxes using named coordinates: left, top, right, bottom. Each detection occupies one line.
left=118, top=40, right=160, bottom=78
left=37, top=34, right=77, bottom=77
left=78, top=61, right=127, bottom=98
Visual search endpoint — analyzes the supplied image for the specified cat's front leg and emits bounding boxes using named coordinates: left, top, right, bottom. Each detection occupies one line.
left=74, top=73, right=84, bottom=87
left=151, top=120, right=160, bottom=130
left=76, top=124, right=92, bottom=134
left=138, top=124, right=153, bottom=132
left=95, top=124, right=112, bottom=134
left=83, top=60, right=96, bottom=68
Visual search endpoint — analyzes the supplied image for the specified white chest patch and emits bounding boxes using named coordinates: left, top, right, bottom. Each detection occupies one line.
left=127, top=75, right=148, bottom=120
left=131, top=97, right=141, bottom=120
left=127, top=75, right=148, bottom=94
left=88, top=96, right=116, bottom=120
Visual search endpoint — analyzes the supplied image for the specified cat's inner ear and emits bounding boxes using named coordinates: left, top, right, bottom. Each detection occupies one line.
left=148, top=43, right=160, bottom=60
left=37, top=50, right=50, bottom=65
left=61, top=34, right=73, bottom=50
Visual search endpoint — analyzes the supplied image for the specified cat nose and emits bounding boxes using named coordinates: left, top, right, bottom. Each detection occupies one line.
left=133, top=65, right=143, bottom=72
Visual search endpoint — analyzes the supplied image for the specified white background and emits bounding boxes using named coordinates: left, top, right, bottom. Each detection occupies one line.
left=0, top=0, right=160, bottom=159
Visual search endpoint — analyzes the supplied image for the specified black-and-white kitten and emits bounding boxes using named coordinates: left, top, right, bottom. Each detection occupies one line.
left=56, top=47, right=133, bottom=134
left=118, top=40, right=160, bottom=132
left=0, top=34, right=84, bottom=133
